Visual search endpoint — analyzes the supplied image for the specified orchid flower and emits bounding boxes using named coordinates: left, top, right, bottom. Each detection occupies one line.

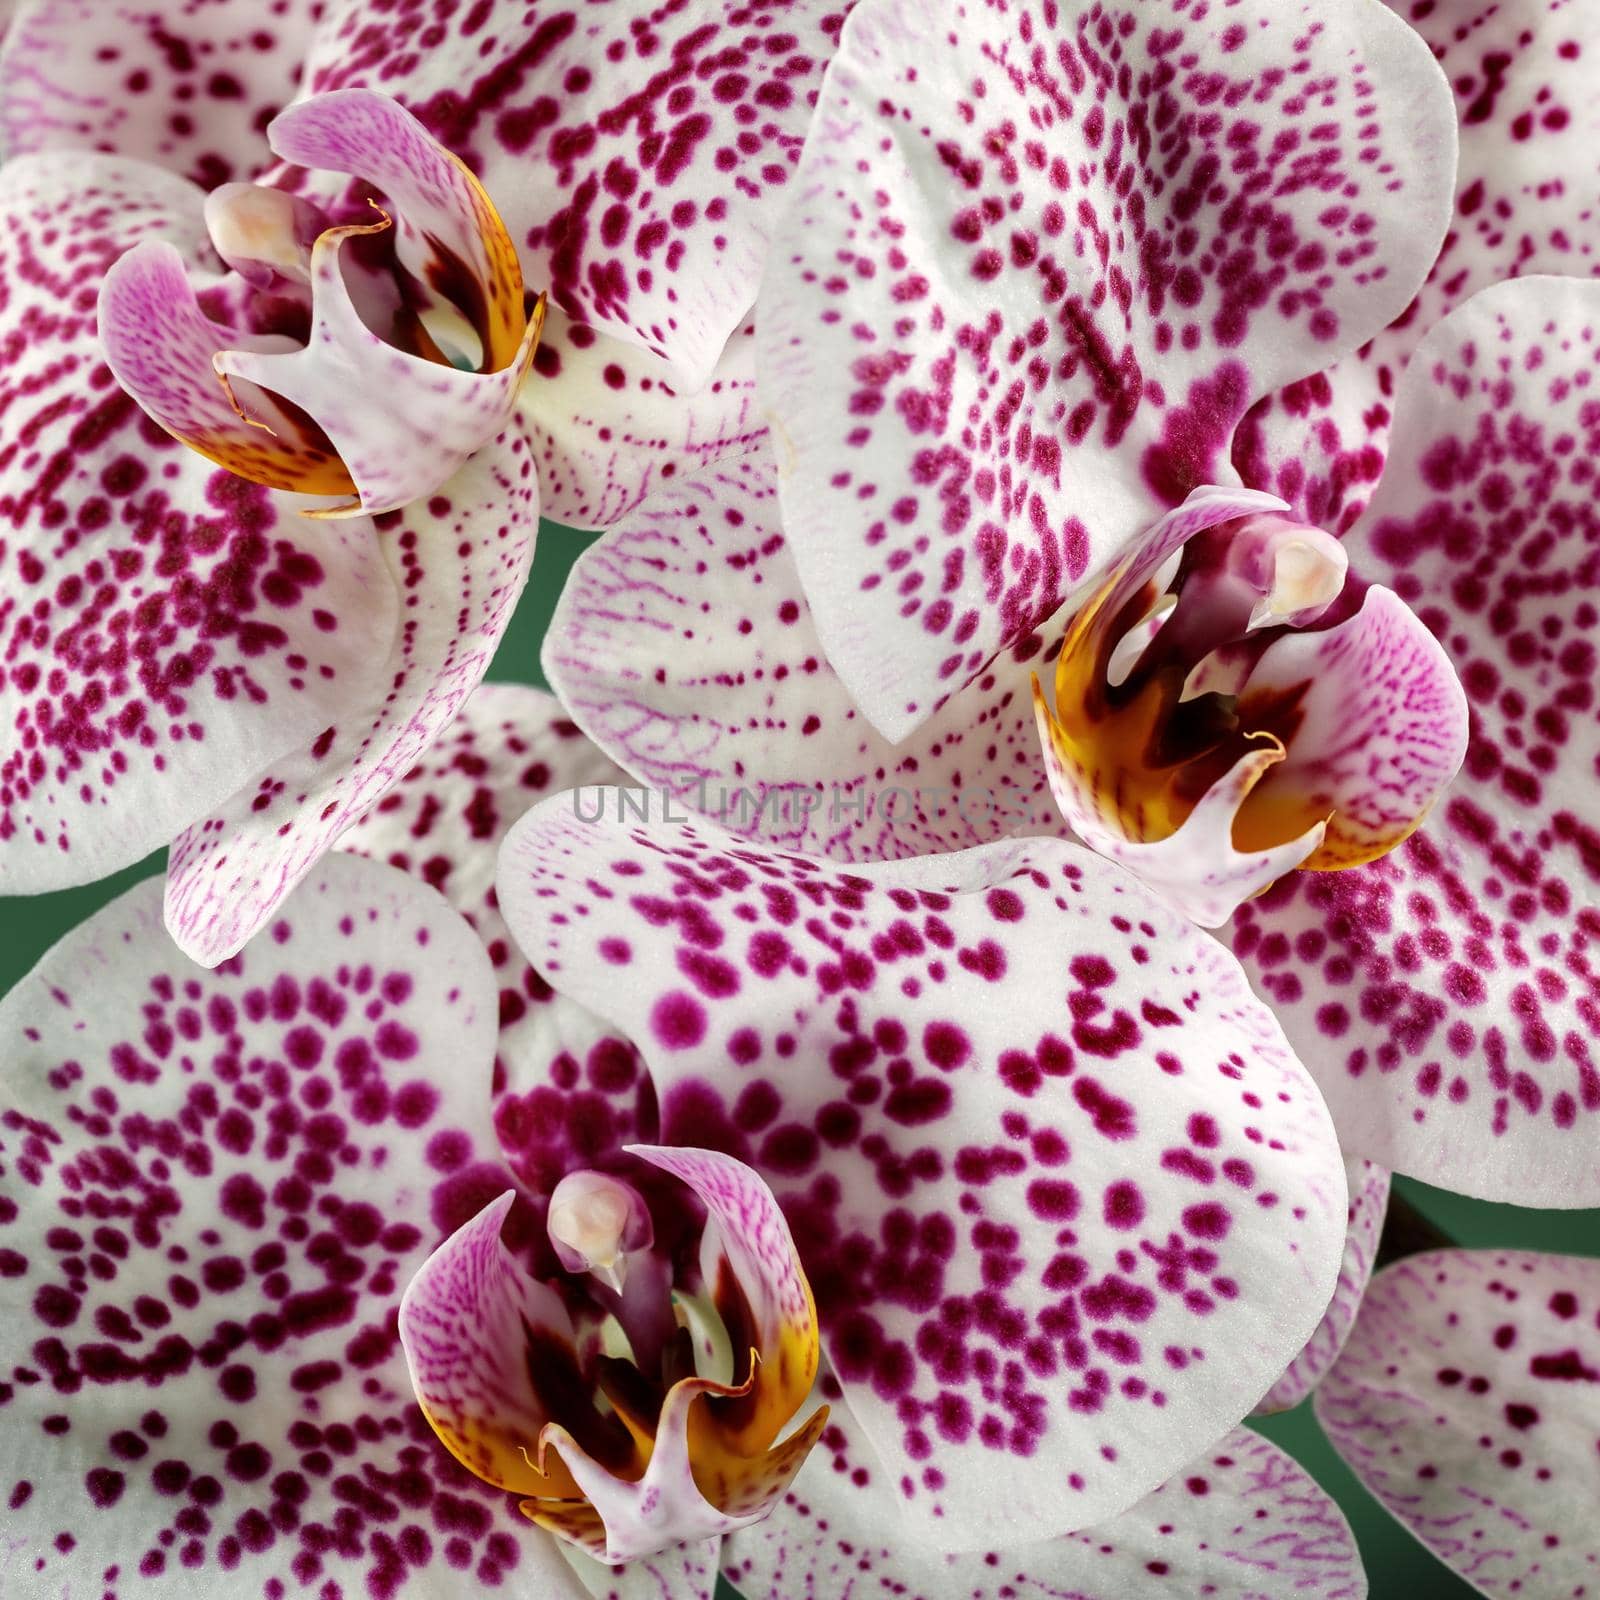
left=375, top=685, right=1378, bottom=1593
left=544, top=0, right=1600, bottom=1208
left=0, top=681, right=1370, bottom=1598
left=343, top=685, right=1393, bottom=1592
left=1317, top=1247, right=1600, bottom=1600
left=0, top=791, right=827, bottom=1597
left=491, top=768, right=1357, bottom=1536
left=0, top=0, right=854, bottom=967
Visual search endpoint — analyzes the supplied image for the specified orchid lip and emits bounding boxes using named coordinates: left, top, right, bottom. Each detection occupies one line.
left=99, top=88, right=543, bottom=518
left=1035, top=489, right=1470, bottom=926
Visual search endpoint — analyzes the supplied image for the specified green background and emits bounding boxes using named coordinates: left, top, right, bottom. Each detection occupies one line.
left=3, top=522, right=1592, bottom=1599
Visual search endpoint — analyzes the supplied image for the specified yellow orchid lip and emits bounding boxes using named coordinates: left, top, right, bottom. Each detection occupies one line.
left=400, top=1149, right=826, bottom=1564
left=100, top=89, right=545, bottom=519
left=1034, top=490, right=1469, bottom=925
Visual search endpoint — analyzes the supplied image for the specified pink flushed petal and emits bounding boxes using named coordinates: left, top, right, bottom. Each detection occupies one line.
left=298, top=0, right=849, bottom=393
left=163, top=428, right=539, bottom=968
left=537, top=1369, right=826, bottom=1566
left=398, top=1193, right=582, bottom=1495
left=543, top=450, right=1059, bottom=861
left=0, top=0, right=318, bottom=186
left=1238, top=585, right=1469, bottom=867
left=214, top=232, right=535, bottom=516
left=1236, top=0, right=1600, bottom=532
left=529, top=313, right=765, bottom=532
left=99, top=237, right=348, bottom=492
left=630, top=1144, right=818, bottom=1375
left=0, top=853, right=580, bottom=1599
left=722, top=1381, right=1366, bottom=1600
left=758, top=0, right=1457, bottom=744
left=530, top=1149, right=827, bottom=1564
left=265, top=89, right=522, bottom=345
left=1031, top=485, right=1341, bottom=927
left=339, top=682, right=649, bottom=1274
left=1226, top=277, right=1600, bottom=1206
left=1317, top=1249, right=1600, bottom=1600
left=1256, top=1157, right=1389, bottom=1416
left=498, top=797, right=1348, bottom=1550
left=0, top=151, right=395, bottom=893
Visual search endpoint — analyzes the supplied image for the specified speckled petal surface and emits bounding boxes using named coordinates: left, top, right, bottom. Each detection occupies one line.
left=1317, top=1249, right=1600, bottom=1600
left=299, top=0, right=848, bottom=392
left=1227, top=277, right=1600, bottom=1206
left=0, top=0, right=319, bottom=186
left=529, top=315, right=764, bottom=532
left=543, top=450, right=1059, bottom=859
left=1237, top=0, right=1600, bottom=532
left=498, top=797, right=1347, bottom=1549
left=759, top=0, right=1457, bottom=743
left=339, top=682, right=648, bottom=1238
left=0, top=853, right=582, bottom=1599
left=0, top=151, right=394, bottom=894
left=1256, top=1157, right=1389, bottom=1416
left=722, top=1383, right=1366, bottom=1600
left=163, top=426, right=538, bottom=968
left=564, top=1541, right=719, bottom=1600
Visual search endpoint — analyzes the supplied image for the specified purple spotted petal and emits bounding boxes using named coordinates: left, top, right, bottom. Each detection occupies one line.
left=1256, top=1158, right=1389, bottom=1416
left=1317, top=1249, right=1600, bottom=1599
left=0, top=0, right=318, bottom=186
left=758, top=0, right=1458, bottom=743
left=0, top=852, right=583, bottom=1598
left=1238, top=0, right=1600, bottom=531
left=299, top=0, right=848, bottom=392
left=498, top=796, right=1347, bottom=1548
left=163, top=427, right=539, bottom=968
left=564, top=1540, right=719, bottom=1600
left=1226, top=276, right=1600, bottom=1205
left=339, top=682, right=650, bottom=1271
left=530, top=314, right=764, bottom=532
left=0, top=151, right=394, bottom=894
left=723, top=1381, right=1365, bottom=1599
left=543, top=450, right=1059, bottom=858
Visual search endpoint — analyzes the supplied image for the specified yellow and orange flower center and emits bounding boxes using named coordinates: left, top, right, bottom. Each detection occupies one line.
left=411, top=1164, right=825, bottom=1561
left=1044, top=513, right=1355, bottom=860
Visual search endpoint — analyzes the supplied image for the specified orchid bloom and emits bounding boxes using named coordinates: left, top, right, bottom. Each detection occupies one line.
left=0, top=0, right=858, bottom=968
left=1317, top=1247, right=1600, bottom=1600
left=0, top=785, right=830, bottom=1597
left=0, top=681, right=1370, bottom=1599
left=369, top=686, right=1381, bottom=1593
left=545, top=0, right=1600, bottom=1207
left=491, top=770, right=1355, bottom=1529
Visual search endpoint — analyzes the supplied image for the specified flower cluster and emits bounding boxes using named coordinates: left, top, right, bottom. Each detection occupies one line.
left=0, top=2, right=1596, bottom=1598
